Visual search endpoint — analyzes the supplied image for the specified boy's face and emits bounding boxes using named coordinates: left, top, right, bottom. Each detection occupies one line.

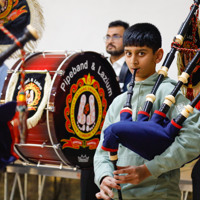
left=124, top=45, right=163, bottom=81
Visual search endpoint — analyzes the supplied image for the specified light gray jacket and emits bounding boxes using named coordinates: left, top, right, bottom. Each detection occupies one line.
left=94, top=73, right=200, bottom=200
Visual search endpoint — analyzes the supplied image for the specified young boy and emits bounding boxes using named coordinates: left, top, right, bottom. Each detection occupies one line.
left=94, top=23, right=200, bottom=200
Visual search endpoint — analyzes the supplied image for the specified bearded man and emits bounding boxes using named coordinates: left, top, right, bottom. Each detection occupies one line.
left=105, top=20, right=131, bottom=92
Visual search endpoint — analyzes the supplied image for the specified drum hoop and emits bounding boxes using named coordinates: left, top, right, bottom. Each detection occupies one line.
left=5, top=52, right=41, bottom=102
left=46, top=52, right=79, bottom=166
left=5, top=72, right=19, bottom=102
left=14, top=145, right=32, bottom=164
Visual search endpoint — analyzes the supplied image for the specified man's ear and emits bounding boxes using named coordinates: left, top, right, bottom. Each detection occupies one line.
left=155, top=48, right=164, bottom=64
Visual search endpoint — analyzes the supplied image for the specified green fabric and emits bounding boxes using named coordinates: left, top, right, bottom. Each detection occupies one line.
left=94, top=72, right=200, bottom=200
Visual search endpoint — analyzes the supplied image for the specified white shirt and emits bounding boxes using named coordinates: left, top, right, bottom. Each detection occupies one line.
left=108, top=56, right=125, bottom=77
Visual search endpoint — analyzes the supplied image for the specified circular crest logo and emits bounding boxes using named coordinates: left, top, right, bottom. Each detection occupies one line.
left=17, top=82, right=41, bottom=111
left=63, top=73, right=107, bottom=149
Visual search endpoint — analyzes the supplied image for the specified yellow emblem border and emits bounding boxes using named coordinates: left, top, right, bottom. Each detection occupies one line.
left=70, top=85, right=102, bottom=139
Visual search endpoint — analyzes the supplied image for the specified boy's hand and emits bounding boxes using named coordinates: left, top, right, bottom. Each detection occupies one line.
left=96, top=176, right=120, bottom=200
left=113, top=164, right=152, bottom=185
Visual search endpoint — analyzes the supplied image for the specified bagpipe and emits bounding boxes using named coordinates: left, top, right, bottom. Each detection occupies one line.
left=0, top=0, right=43, bottom=169
left=0, top=24, right=39, bottom=169
left=101, top=1, right=200, bottom=199
left=102, top=53, right=200, bottom=160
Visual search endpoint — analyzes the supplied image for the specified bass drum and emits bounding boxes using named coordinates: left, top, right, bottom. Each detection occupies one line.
left=1, top=51, right=121, bottom=169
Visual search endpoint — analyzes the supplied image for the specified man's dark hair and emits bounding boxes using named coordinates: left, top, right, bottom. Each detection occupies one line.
left=108, top=20, right=129, bottom=30
left=123, top=23, right=162, bottom=53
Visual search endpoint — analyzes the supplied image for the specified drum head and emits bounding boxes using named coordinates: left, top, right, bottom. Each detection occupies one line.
left=50, top=51, right=121, bottom=168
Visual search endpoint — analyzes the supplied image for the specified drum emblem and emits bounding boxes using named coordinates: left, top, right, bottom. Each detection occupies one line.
left=62, top=73, right=107, bottom=149
left=15, top=76, right=43, bottom=114
left=23, top=82, right=41, bottom=111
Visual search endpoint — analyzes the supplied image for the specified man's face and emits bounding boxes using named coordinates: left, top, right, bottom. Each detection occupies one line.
left=105, top=26, right=125, bottom=56
left=124, top=46, right=163, bottom=81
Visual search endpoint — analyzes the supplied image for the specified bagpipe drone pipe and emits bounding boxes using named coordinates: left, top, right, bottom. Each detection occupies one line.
left=143, top=0, right=200, bottom=114
left=0, top=24, right=39, bottom=169
left=0, top=25, right=38, bottom=66
left=101, top=0, right=200, bottom=162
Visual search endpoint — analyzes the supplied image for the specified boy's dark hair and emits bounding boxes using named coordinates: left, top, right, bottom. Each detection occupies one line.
left=108, top=20, right=129, bottom=30
left=123, top=23, right=162, bottom=53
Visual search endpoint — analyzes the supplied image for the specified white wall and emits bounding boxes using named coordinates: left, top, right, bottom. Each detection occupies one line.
left=6, top=0, right=194, bottom=80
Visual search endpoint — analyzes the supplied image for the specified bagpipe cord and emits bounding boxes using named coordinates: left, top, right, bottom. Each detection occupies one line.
left=171, top=4, right=200, bottom=103
left=0, top=24, right=27, bottom=144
